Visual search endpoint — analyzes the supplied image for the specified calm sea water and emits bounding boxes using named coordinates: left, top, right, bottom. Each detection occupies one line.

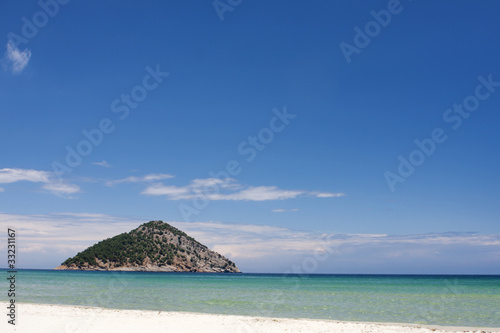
left=1, top=270, right=499, bottom=327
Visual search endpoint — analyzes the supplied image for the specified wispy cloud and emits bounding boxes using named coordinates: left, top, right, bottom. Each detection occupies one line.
left=0, top=212, right=500, bottom=274
left=92, top=160, right=111, bottom=168
left=51, top=212, right=136, bottom=223
left=0, top=168, right=50, bottom=184
left=105, top=173, right=174, bottom=186
left=0, top=212, right=139, bottom=267
left=42, top=182, right=80, bottom=196
left=140, top=177, right=344, bottom=201
left=3, top=41, right=31, bottom=74
left=2, top=212, right=498, bottom=273
left=312, top=192, right=346, bottom=198
left=215, top=186, right=305, bottom=201
left=0, top=187, right=4, bottom=192
left=141, top=183, right=191, bottom=198
left=174, top=221, right=500, bottom=273
left=0, top=168, right=80, bottom=197
left=271, top=208, right=299, bottom=213
left=140, top=177, right=240, bottom=199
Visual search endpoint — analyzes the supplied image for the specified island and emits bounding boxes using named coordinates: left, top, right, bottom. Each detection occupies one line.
left=55, top=220, right=240, bottom=273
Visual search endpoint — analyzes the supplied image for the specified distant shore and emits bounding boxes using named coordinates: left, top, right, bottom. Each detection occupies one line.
left=1, top=302, right=498, bottom=333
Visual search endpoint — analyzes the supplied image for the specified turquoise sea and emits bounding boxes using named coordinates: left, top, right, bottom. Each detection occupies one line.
left=2, top=270, right=499, bottom=327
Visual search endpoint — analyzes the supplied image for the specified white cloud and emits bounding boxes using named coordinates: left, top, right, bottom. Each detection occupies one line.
left=271, top=208, right=299, bottom=213
left=140, top=177, right=344, bottom=202
left=51, top=212, right=131, bottom=222
left=313, top=192, right=346, bottom=198
left=3, top=41, right=31, bottom=74
left=175, top=222, right=500, bottom=273
left=0, top=212, right=140, bottom=266
left=190, top=178, right=235, bottom=188
left=105, top=173, right=174, bottom=186
left=42, top=182, right=80, bottom=196
left=0, top=187, right=4, bottom=192
left=141, top=183, right=191, bottom=198
left=1, top=212, right=499, bottom=273
left=143, top=174, right=175, bottom=181
left=140, top=178, right=243, bottom=199
left=176, top=221, right=293, bottom=237
left=0, top=168, right=80, bottom=197
left=219, top=186, right=305, bottom=201
left=92, top=160, right=111, bottom=168
left=0, top=168, right=50, bottom=184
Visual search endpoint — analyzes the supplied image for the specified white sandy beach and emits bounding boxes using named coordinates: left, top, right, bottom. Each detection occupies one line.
left=1, top=302, right=498, bottom=333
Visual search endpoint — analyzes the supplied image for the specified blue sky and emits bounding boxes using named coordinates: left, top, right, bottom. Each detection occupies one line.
left=1, top=1, right=499, bottom=273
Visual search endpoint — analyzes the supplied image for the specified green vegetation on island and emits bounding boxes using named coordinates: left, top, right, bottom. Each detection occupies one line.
left=58, top=220, right=239, bottom=273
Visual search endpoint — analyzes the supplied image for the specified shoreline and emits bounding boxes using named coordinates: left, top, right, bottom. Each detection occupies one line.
left=1, top=302, right=499, bottom=333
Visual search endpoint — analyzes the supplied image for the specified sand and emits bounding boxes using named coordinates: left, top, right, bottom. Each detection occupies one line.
left=1, top=302, right=498, bottom=333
